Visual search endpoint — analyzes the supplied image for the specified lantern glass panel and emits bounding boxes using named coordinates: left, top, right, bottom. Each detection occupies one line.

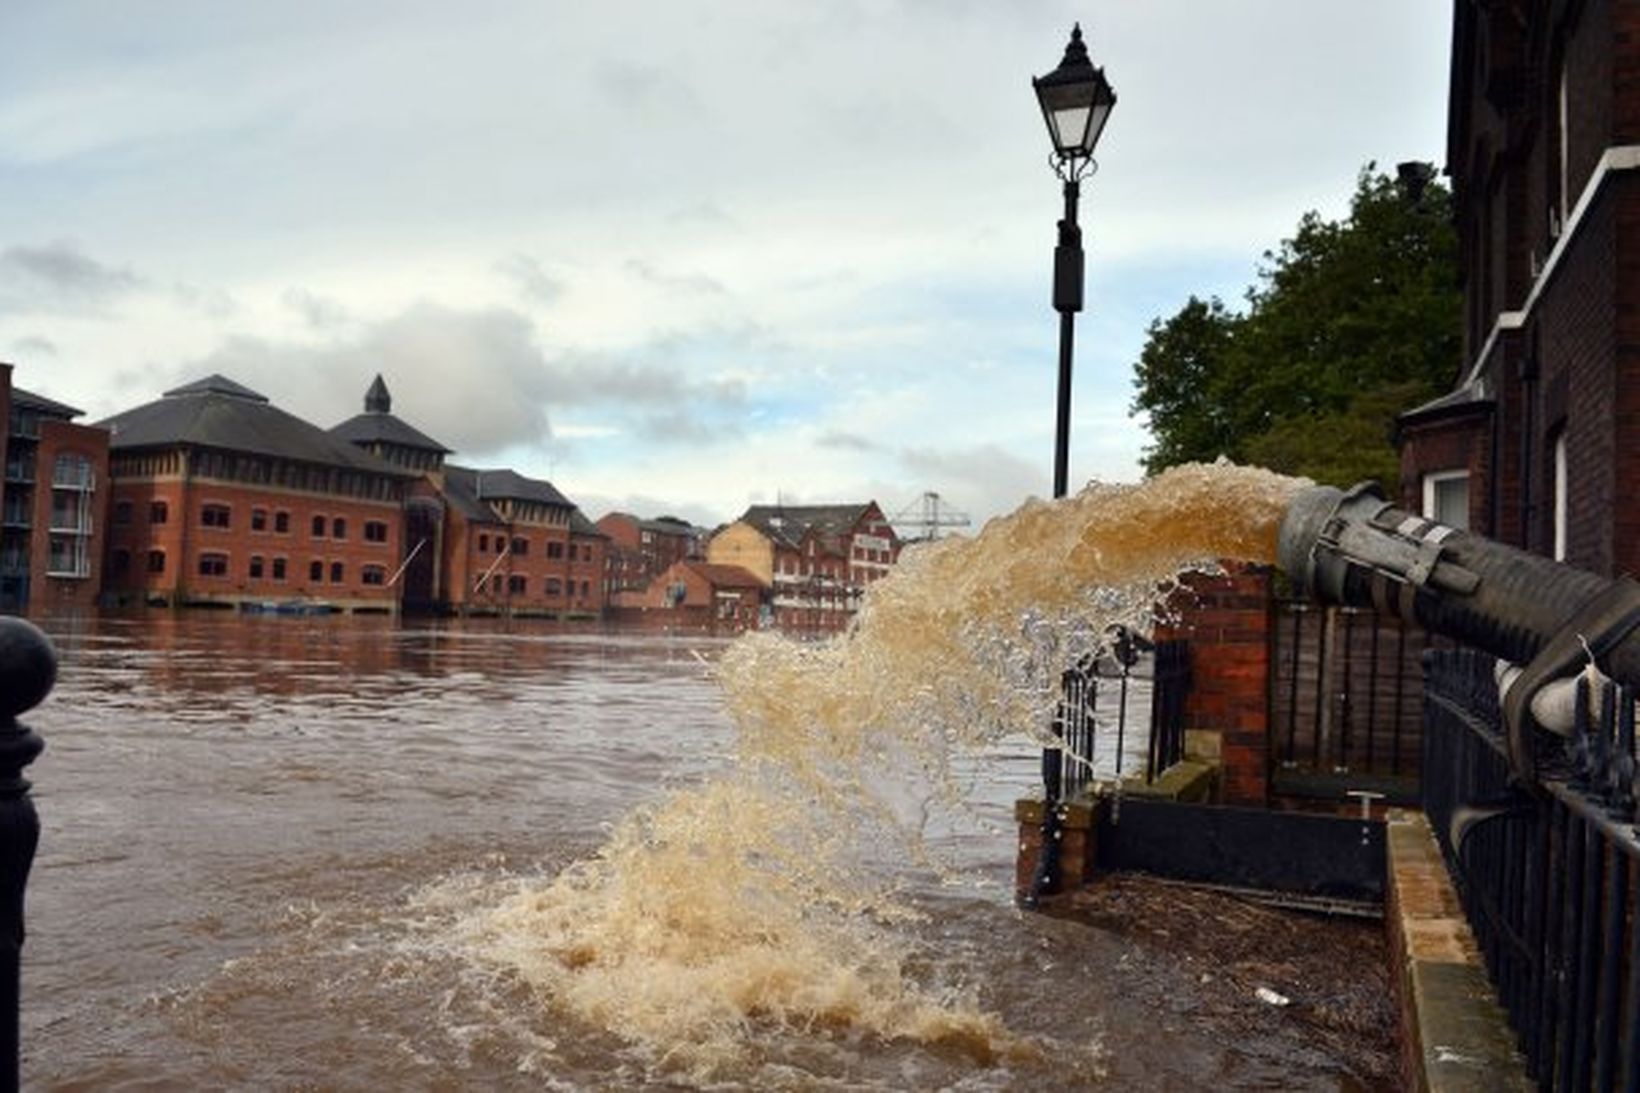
left=1050, top=106, right=1091, bottom=154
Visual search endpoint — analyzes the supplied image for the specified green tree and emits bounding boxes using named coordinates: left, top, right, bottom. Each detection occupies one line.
left=1130, top=164, right=1461, bottom=493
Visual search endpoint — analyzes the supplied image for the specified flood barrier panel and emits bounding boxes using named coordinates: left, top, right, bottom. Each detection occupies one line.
left=1094, top=797, right=1385, bottom=905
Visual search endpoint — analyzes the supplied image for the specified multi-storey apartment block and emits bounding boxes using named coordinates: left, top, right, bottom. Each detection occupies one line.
left=0, top=364, right=110, bottom=613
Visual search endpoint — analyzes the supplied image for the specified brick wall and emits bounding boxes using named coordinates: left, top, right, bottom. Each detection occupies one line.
left=1156, top=564, right=1274, bottom=808
left=1540, top=187, right=1620, bottom=574
left=1398, top=410, right=1494, bottom=535
left=105, top=475, right=402, bottom=609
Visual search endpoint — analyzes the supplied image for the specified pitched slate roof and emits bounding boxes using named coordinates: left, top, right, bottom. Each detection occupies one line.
left=1398, top=381, right=1493, bottom=426
left=445, top=465, right=573, bottom=508
left=12, top=386, right=83, bottom=420
left=439, top=465, right=584, bottom=527
left=95, top=374, right=413, bottom=476
left=737, top=503, right=875, bottom=550
left=329, top=374, right=453, bottom=454
left=437, top=466, right=504, bottom=524
left=569, top=509, right=608, bottom=538
left=164, top=374, right=267, bottom=401
left=684, top=561, right=766, bottom=589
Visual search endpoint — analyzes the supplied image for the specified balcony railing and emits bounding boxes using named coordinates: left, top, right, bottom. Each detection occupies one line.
left=47, top=514, right=92, bottom=536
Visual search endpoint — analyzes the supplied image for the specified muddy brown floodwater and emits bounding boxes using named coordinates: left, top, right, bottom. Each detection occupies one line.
left=24, top=466, right=1397, bottom=1090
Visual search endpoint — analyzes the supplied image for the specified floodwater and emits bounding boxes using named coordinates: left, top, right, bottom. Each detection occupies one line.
left=22, top=466, right=1392, bottom=1090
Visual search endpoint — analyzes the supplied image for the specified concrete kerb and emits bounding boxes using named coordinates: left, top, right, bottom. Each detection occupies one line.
left=1385, top=809, right=1532, bottom=1091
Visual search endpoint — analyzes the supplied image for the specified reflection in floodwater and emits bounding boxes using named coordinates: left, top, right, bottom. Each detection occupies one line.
left=26, top=464, right=1390, bottom=1089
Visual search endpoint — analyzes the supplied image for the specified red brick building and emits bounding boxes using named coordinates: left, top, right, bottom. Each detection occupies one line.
left=438, top=466, right=606, bottom=617
left=611, top=558, right=766, bottom=632
left=706, top=502, right=899, bottom=634
left=327, top=376, right=609, bottom=617
left=327, top=375, right=606, bottom=617
left=1400, top=0, right=1640, bottom=576
left=99, top=375, right=414, bottom=611
left=596, top=512, right=702, bottom=599
left=0, top=364, right=110, bottom=614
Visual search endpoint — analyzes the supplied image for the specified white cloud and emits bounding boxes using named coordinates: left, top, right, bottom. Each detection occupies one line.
left=0, top=0, right=1451, bottom=524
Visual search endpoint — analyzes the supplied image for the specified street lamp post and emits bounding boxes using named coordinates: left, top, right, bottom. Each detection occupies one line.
left=1025, top=23, right=1115, bottom=906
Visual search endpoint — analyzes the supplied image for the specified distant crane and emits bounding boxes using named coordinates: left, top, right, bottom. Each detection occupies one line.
left=892, top=491, right=972, bottom=542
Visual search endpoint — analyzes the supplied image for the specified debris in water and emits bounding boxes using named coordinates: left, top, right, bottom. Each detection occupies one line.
left=1255, top=986, right=1291, bottom=1007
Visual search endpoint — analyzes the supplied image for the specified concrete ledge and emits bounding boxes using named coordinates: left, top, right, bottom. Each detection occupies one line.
left=1119, top=759, right=1217, bottom=802
left=1386, top=811, right=1532, bottom=1091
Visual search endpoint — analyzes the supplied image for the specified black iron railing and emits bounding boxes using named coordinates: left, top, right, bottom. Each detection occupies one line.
left=1275, top=601, right=1450, bottom=780
left=1423, top=647, right=1640, bottom=1089
left=1054, top=635, right=1191, bottom=797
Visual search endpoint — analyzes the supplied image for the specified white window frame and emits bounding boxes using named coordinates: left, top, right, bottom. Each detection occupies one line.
left=1422, top=469, right=1471, bottom=531
left=1552, top=431, right=1568, bottom=562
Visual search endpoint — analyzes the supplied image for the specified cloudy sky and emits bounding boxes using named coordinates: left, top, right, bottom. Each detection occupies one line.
left=0, top=1, right=1450, bottom=531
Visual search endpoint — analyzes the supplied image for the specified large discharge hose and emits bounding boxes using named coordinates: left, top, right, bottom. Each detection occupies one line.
left=1277, top=483, right=1640, bottom=780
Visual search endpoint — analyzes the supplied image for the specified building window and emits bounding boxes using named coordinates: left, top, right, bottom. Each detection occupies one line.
left=150, top=500, right=169, bottom=525
left=332, top=516, right=347, bottom=540
left=272, top=557, right=287, bottom=581
left=1552, top=430, right=1568, bottom=562
left=252, top=508, right=267, bottom=531
left=111, top=549, right=131, bottom=576
left=1558, top=63, right=1570, bottom=227
left=312, top=514, right=326, bottom=537
left=330, top=561, right=344, bottom=583
left=364, top=520, right=388, bottom=543
left=545, top=577, right=562, bottom=596
left=249, top=555, right=265, bottom=580
left=361, top=565, right=386, bottom=586
left=547, top=542, right=564, bottom=560
left=148, top=550, right=166, bottom=574
left=114, top=501, right=133, bottom=525
left=198, top=553, right=229, bottom=577
left=511, top=536, right=528, bottom=556
left=479, top=533, right=489, bottom=552
left=275, top=510, right=290, bottom=534
left=309, top=559, right=324, bottom=581
left=201, top=503, right=231, bottom=528
left=508, top=574, right=526, bottom=594
left=581, top=580, right=590, bottom=597
left=1422, top=470, right=1470, bottom=532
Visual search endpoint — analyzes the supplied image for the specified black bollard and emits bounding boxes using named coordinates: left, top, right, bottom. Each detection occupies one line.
left=0, top=618, right=50, bottom=1093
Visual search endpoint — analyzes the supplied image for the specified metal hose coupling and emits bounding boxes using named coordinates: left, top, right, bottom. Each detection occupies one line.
left=1277, top=482, right=1480, bottom=616
left=1277, top=481, right=1640, bottom=783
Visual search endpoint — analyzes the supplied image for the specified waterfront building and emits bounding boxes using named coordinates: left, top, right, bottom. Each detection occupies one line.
left=98, top=375, right=414, bottom=611
left=596, top=512, right=703, bottom=598
left=600, top=512, right=708, bottom=597
left=328, top=374, right=456, bottom=610
left=568, top=510, right=611, bottom=615
left=327, top=375, right=607, bottom=617
left=1400, top=1, right=1640, bottom=577
left=0, top=364, right=110, bottom=613
left=610, top=558, right=766, bottom=632
left=707, top=502, right=899, bottom=633
left=439, top=466, right=606, bottom=617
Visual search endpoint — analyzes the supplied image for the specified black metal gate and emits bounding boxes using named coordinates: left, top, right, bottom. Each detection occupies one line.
left=1272, top=601, right=1449, bottom=798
